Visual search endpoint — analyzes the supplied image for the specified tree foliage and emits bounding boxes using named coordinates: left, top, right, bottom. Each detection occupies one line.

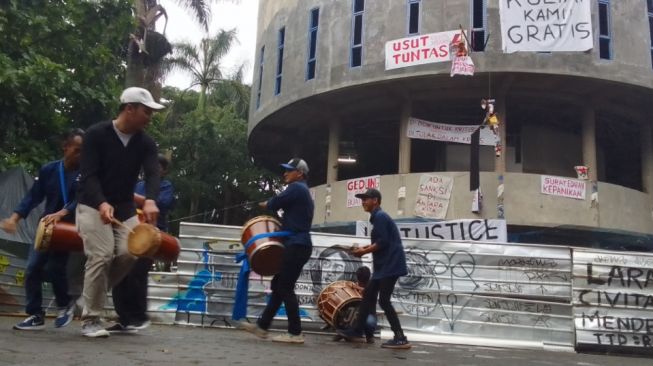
left=0, top=0, right=133, bottom=173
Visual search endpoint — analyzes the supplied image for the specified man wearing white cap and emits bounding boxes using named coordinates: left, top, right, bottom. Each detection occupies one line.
left=241, top=158, right=314, bottom=343
left=75, top=87, right=164, bottom=337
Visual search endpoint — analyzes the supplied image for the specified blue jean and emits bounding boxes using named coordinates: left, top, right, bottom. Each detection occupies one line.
left=25, top=245, right=71, bottom=315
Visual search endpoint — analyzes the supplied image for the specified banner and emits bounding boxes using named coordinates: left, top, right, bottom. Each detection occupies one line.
left=541, top=175, right=586, bottom=200
left=407, top=117, right=497, bottom=146
left=385, top=30, right=460, bottom=70
left=415, top=174, right=453, bottom=219
left=346, top=175, right=380, bottom=208
left=499, top=0, right=593, bottom=53
left=356, top=219, right=507, bottom=242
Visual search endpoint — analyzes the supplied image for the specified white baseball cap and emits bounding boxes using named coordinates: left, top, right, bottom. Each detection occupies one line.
left=120, top=87, right=165, bottom=110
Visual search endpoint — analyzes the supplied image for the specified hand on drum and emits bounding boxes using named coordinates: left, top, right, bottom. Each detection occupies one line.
left=42, top=209, right=68, bottom=226
left=351, top=246, right=367, bottom=258
left=142, top=199, right=160, bottom=225
left=0, top=217, right=18, bottom=234
left=99, top=202, right=115, bottom=224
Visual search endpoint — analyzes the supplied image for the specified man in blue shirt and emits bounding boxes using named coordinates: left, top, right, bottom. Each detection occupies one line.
left=107, top=154, right=175, bottom=333
left=0, top=128, right=84, bottom=330
left=241, top=158, right=314, bottom=344
left=338, top=188, right=411, bottom=349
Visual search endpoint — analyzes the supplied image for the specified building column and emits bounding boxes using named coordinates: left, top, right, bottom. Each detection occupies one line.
left=494, top=97, right=507, bottom=174
left=582, top=107, right=598, bottom=181
left=326, top=120, right=341, bottom=184
left=398, top=101, right=412, bottom=174
left=641, top=123, right=653, bottom=197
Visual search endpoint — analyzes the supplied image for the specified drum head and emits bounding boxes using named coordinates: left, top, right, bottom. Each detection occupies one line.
left=34, top=220, right=47, bottom=251
left=128, top=224, right=161, bottom=257
left=250, top=243, right=284, bottom=276
left=334, top=299, right=362, bottom=329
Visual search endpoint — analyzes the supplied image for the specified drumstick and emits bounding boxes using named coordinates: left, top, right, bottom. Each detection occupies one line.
left=111, top=218, right=135, bottom=234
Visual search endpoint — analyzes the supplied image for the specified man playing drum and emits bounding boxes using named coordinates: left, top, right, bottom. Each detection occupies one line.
left=1, top=128, right=84, bottom=330
left=241, top=158, right=314, bottom=344
left=75, top=87, right=163, bottom=338
left=107, top=154, right=175, bottom=333
left=338, top=188, right=411, bottom=349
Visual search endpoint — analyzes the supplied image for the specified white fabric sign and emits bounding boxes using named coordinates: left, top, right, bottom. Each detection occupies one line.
left=500, top=0, right=593, bottom=53
left=407, top=117, right=497, bottom=146
left=541, top=175, right=586, bottom=200
left=346, top=175, right=381, bottom=208
left=356, top=219, right=507, bottom=242
left=415, top=174, right=453, bottom=219
left=385, top=30, right=460, bottom=70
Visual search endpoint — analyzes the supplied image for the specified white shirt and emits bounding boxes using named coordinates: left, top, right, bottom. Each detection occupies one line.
left=112, top=120, right=133, bottom=147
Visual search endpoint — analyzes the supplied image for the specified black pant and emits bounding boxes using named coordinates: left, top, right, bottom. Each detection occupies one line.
left=112, top=257, right=153, bottom=325
left=354, top=276, right=404, bottom=338
left=257, top=244, right=312, bottom=335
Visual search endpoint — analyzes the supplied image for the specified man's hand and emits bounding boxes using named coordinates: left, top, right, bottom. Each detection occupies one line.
left=351, top=246, right=368, bottom=258
left=42, top=209, right=69, bottom=226
left=99, top=202, right=115, bottom=225
left=142, top=199, right=160, bottom=225
left=0, top=214, right=20, bottom=234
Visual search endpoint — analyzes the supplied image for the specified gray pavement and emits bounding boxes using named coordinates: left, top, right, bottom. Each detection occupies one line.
left=0, top=316, right=650, bottom=366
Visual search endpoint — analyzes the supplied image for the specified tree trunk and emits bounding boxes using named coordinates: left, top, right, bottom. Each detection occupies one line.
left=197, top=84, right=207, bottom=111
left=222, top=184, right=232, bottom=225
left=125, top=0, right=147, bottom=88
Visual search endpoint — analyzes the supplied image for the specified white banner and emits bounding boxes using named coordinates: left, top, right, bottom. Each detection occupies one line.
left=356, top=219, right=507, bottom=242
left=346, top=175, right=380, bottom=208
left=407, top=117, right=497, bottom=146
left=385, top=30, right=461, bottom=70
left=415, top=174, right=453, bottom=219
left=541, top=175, right=586, bottom=200
left=500, top=0, right=593, bottom=53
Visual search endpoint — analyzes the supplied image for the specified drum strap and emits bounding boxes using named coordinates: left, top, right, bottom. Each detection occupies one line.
left=58, top=161, right=69, bottom=206
left=231, top=231, right=293, bottom=321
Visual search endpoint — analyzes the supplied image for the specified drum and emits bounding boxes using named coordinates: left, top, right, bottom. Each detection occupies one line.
left=317, top=281, right=363, bottom=329
left=34, top=220, right=83, bottom=252
left=127, top=223, right=180, bottom=262
left=240, top=216, right=285, bottom=276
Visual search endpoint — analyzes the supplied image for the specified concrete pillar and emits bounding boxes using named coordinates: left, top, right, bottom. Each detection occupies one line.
left=398, top=101, right=412, bottom=174
left=326, top=121, right=341, bottom=184
left=582, top=107, right=598, bottom=181
left=494, top=97, right=507, bottom=174
left=641, top=123, right=653, bottom=196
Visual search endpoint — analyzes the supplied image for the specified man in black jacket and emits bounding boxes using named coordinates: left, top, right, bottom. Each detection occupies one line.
left=76, top=87, right=163, bottom=338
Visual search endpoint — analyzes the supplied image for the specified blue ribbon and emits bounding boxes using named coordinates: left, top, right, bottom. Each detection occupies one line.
left=58, top=161, right=68, bottom=206
left=231, top=231, right=292, bottom=321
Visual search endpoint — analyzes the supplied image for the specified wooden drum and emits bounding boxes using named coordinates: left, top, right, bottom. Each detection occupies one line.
left=240, top=216, right=285, bottom=276
left=127, top=223, right=180, bottom=262
left=34, top=220, right=83, bottom=252
left=317, top=280, right=363, bottom=329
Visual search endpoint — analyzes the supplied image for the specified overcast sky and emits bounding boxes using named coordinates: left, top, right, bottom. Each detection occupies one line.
left=159, top=0, right=259, bottom=88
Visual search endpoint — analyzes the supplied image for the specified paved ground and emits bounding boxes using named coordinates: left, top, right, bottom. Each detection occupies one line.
left=0, top=316, right=650, bottom=366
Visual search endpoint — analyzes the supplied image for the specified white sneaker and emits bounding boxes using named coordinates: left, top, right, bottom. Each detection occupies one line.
left=272, top=333, right=304, bottom=344
left=238, top=322, right=268, bottom=339
left=126, top=320, right=151, bottom=331
left=82, top=320, right=109, bottom=338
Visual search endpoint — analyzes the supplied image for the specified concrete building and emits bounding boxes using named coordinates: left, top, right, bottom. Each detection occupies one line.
left=248, top=0, right=653, bottom=250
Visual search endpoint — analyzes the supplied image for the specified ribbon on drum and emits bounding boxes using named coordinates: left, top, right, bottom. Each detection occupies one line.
left=231, top=231, right=292, bottom=321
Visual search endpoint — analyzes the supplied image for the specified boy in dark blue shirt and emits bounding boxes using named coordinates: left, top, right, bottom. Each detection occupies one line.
left=1, top=128, right=84, bottom=330
left=241, top=158, right=314, bottom=344
left=338, top=188, right=411, bottom=349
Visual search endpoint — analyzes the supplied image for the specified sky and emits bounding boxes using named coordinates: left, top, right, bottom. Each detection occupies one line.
left=158, top=0, right=259, bottom=88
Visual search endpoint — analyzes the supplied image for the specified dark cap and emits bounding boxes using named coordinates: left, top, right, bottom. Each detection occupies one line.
left=280, top=158, right=309, bottom=175
left=355, top=188, right=381, bottom=200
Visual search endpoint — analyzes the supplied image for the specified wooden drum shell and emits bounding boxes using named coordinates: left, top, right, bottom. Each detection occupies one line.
left=240, top=216, right=285, bottom=276
left=317, top=280, right=363, bottom=328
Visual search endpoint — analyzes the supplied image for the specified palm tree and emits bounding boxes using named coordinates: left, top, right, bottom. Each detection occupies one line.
left=126, top=0, right=213, bottom=90
left=166, top=29, right=240, bottom=111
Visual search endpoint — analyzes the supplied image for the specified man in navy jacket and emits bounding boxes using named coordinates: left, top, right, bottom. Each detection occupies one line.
left=1, top=129, right=84, bottom=330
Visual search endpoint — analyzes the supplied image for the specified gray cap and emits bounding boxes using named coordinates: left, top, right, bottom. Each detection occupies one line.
left=120, top=87, right=165, bottom=110
left=281, top=158, right=309, bottom=175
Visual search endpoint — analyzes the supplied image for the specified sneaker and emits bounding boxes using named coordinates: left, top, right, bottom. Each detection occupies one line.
left=105, top=323, right=136, bottom=334
left=82, top=320, right=110, bottom=338
left=381, top=336, right=411, bottom=349
left=336, top=328, right=365, bottom=343
left=271, top=333, right=304, bottom=344
left=54, top=303, right=75, bottom=328
left=125, top=320, right=151, bottom=331
left=332, top=334, right=344, bottom=342
left=13, top=315, right=45, bottom=330
left=366, top=336, right=375, bottom=344
left=239, top=322, right=268, bottom=339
